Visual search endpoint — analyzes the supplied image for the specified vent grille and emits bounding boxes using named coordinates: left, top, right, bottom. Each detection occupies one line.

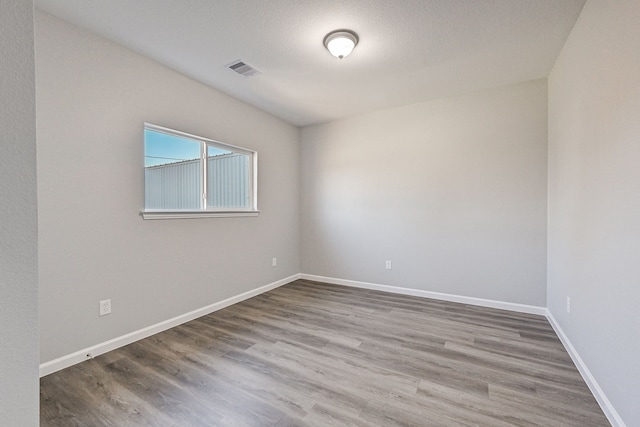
left=228, top=60, right=260, bottom=77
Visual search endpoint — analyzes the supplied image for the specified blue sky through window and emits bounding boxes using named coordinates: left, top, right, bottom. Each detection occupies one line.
left=144, top=129, right=230, bottom=167
left=144, top=129, right=200, bottom=167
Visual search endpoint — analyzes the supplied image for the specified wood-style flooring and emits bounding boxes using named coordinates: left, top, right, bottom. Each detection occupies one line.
left=40, top=279, right=610, bottom=426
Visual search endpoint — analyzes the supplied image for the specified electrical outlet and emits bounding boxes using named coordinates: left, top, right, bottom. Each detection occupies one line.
left=99, top=299, right=111, bottom=316
left=566, top=297, right=571, bottom=314
left=385, top=260, right=392, bottom=270
left=272, top=257, right=277, bottom=267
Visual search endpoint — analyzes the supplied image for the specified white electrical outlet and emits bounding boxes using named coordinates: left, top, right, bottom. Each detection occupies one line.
left=566, top=297, right=571, bottom=314
left=272, top=257, right=277, bottom=267
left=99, top=299, right=111, bottom=316
left=385, top=260, right=392, bottom=270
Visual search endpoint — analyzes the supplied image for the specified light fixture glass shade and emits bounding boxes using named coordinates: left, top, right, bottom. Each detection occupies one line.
left=324, top=30, right=359, bottom=59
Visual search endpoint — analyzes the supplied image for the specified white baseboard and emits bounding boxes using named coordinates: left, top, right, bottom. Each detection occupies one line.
left=300, top=274, right=547, bottom=316
left=546, top=311, right=625, bottom=427
left=301, top=274, right=623, bottom=425
left=40, top=273, right=624, bottom=427
left=39, top=274, right=301, bottom=377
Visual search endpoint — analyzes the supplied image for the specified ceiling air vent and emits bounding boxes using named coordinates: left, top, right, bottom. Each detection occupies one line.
left=227, top=60, right=260, bottom=78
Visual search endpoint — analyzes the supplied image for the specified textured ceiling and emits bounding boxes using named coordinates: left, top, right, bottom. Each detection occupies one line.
left=35, top=0, right=586, bottom=126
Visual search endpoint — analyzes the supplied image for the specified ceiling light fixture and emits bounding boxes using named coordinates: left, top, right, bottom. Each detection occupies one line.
left=323, top=30, right=359, bottom=59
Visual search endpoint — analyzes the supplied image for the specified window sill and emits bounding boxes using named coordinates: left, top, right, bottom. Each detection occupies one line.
left=141, top=210, right=260, bottom=220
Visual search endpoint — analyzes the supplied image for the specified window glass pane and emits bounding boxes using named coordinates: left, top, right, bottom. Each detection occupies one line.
left=144, top=129, right=201, bottom=210
left=142, top=124, right=257, bottom=217
left=207, top=145, right=250, bottom=209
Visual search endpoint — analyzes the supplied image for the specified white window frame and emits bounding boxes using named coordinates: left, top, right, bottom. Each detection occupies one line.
left=142, top=123, right=258, bottom=219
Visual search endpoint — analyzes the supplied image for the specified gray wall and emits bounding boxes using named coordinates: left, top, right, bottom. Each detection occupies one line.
left=34, top=5, right=639, bottom=425
left=548, top=1, right=640, bottom=424
left=301, top=80, right=548, bottom=306
left=36, top=12, right=300, bottom=363
left=0, top=0, right=39, bottom=424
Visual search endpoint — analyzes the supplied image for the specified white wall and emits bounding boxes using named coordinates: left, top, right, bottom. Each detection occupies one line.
left=548, top=1, right=640, bottom=425
left=36, top=12, right=300, bottom=364
left=301, top=80, right=548, bottom=306
left=0, top=0, right=39, bottom=424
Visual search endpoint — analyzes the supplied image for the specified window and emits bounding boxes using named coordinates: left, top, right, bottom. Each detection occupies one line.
left=142, top=123, right=258, bottom=219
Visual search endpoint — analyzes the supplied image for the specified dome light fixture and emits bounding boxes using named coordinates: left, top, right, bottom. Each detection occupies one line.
left=323, top=30, right=359, bottom=59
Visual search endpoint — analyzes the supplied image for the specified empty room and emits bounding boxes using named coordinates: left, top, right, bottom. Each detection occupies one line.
left=1, top=0, right=638, bottom=426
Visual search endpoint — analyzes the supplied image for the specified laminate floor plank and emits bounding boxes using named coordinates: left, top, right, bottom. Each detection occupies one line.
left=41, top=280, right=609, bottom=426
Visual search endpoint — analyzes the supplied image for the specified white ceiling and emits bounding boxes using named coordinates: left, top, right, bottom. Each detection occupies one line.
left=35, top=0, right=586, bottom=126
